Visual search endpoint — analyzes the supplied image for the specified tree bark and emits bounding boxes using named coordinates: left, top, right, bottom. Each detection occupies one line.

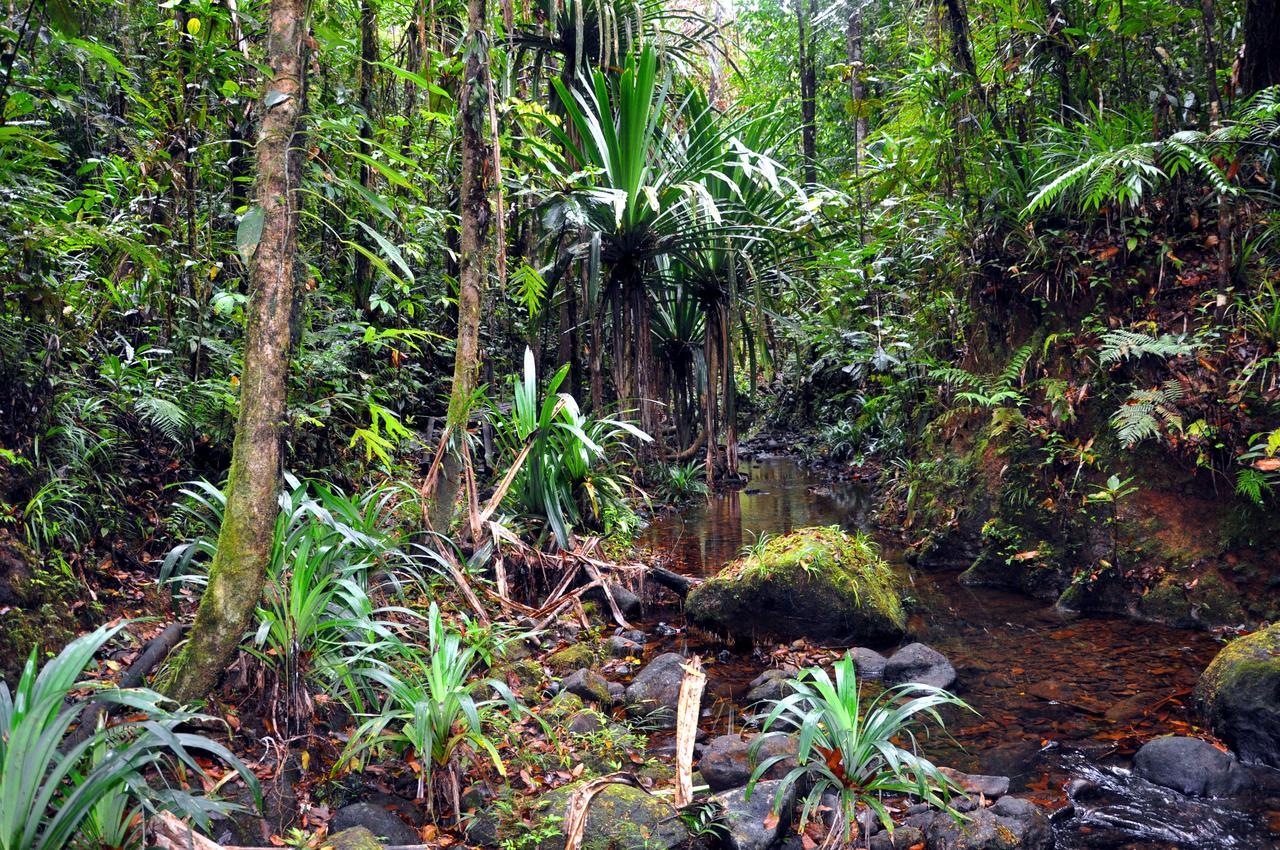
left=1240, top=0, right=1280, bottom=96
left=353, top=0, right=378, bottom=317
left=428, top=0, right=493, bottom=533
left=167, top=0, right=307, bottom=703
left=795, top=0, right=817, bottom=186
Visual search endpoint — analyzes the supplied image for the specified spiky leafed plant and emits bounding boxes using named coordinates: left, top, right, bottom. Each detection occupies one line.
left=0, top=623, right=259, bottom=850
left=748, top=652, right=971, bottom=848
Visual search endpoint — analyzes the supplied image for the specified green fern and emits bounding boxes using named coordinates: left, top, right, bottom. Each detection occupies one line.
left=1099, top=330, right=1199, bottom=365
left=1110, top=380, right=1185, bottom=447
left=134, top=395, right=189, bottom=443
left=511, top=262, right=548, bottom=319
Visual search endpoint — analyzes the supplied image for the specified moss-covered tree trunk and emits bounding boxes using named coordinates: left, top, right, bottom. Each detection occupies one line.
left=166, top=0, right=307, bottom=703
left=428, top=0, right=492, bottom=533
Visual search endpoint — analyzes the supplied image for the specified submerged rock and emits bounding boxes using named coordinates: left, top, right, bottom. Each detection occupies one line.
left=939, top=767, right=1011, bottom=799
left=1132, top=736, right=1253, bottom=797
left=1195, top=623, right=1280, bottom=767
left=685, top=526, right=906, bottom=645
left=625, top=651, right=693, bottom=728
left=883, top=643, right=957, bottom=691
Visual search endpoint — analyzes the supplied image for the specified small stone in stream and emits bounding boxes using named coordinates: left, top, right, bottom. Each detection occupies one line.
left=852, top=647, right=888, bottom=679
left=940, top=767, right=1011, bottom=798
left=883, top=643, right=957, bottom=691
left=1133, top=735, right=1253, bottom=797
left=562, top=668, right=613, bottom=705
left=330, top=802, right=418, bottom=844
left=699, top=733, right=798, bottom=791
left=868, top=825, right=924, bottom=850
left=713, top=779, right=794, bottom=850
left=625, top=652, right=691, bottom=728
left=744, top=668, right=796, bottom=705
left=1104, top=692, right=1157, bottom=723
left=620, top=629, right=647, bottom=643
left=609, top=635, right=643, bottom=658
left=655, top=622, right=680, bottom=637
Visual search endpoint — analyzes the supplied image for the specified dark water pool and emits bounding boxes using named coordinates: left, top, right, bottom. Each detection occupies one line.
left=636, top=456, right=1280, bottom=850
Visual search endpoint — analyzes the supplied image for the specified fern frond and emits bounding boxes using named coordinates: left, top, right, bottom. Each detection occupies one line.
left=1110, top=380, right=1185, bottom=447
left=134, top=395, right=189, bottom=443
left=1099, top=330, right=1199, bottom=365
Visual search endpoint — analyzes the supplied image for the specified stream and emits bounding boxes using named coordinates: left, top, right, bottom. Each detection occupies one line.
left=636, top=456, right=1280, bottom=850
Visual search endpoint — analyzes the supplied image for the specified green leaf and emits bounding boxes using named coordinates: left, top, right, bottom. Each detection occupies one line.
left=236, top=207, right=265, bottom=264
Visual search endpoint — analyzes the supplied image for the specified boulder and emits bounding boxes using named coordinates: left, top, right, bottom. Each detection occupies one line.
left=327, top=827, right=383, bottom=850
left=868, top=825, right=925, bottom=850
left=330, top=802, right=418, bottom=844
left=609, top=635, right=644, bottom=658
left=625, top=652, right=693, bottom=728
left=883, top=643, right=957, bottom=691
left=538, top=781, right=690, bottom=850
left=1132, top=736, right=1252, bottom=798
left=917, top=797, right=1053, bottom=850
left=685, top=527, right=907, bottom=645
left=852, top=647, right=889, bottom=680
left=1194, top=623, right=1280, bottom=767
left=547, top=643, right=598, bottom=672
left=939, top=767, right=1011, bottom=799
left=715, top=779, right=795, bottom=850
left=699, top=733, right=798, bottom=792
left=562, top=668, right=614, bottom=706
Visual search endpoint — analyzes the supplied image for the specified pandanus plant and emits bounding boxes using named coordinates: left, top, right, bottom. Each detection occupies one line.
left=540, top=46, right=780, bottom=450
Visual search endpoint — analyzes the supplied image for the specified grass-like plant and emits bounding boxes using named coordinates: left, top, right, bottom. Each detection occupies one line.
left=747, top=652, right=971, bottom=848
left=341, top=603, right=522, bottom=819
left=0, top=622, right=259, bottom=850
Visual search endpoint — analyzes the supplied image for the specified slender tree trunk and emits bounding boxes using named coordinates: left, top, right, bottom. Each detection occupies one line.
left=353, top=0, right=378, bottom=316
left=167, top=0, right=308, bottom=703
left=1200, top=0, right=1232, bottom=305
left=846, top=0, right=868, bottom=248
left=1241, top=0, right=1280, bottom=96
left=428, top=0, right=493, bottom=533
left=795, top=0, right=817, bottom=186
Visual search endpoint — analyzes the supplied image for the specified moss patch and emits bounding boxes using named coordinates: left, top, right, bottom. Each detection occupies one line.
left=685, top=526, right=906, bottom=645
left=1195, top=623, right=1280, bottom=767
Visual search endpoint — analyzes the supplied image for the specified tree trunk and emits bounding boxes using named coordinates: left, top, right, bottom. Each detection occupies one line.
left=166, top=0, right=308, bottom=703
left=1241, top=0, right=1280, bottom=96
left=1200, top=0, right=1232, bottom=305
left=428, top=0, right=493, bottom=534
left=353, top=0, right=378, bottom=317
left=795, top=0, right=817, bottom=186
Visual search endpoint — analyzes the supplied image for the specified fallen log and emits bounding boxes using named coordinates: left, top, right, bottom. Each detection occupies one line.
left=648, top=566, right=696, bottom=598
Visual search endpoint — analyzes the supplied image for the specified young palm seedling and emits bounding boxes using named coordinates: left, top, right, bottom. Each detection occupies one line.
left=747, top=652, right=972, bottom=849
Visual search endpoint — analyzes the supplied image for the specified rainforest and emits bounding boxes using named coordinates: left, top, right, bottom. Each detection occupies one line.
left=3, top=0, right=1280, bottom=848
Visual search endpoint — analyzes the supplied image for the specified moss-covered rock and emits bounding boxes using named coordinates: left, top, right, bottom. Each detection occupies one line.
left=327, top=827, right=384, bottom=850
left=1195, top=623, right=1280, bottom=767
left=685, top=526, right=906, bottom=645
left=546, top=642, right=598, bottom=672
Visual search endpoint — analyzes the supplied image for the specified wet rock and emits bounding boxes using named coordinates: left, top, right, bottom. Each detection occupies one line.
left=330, top=802, right=418, bottom=844
left=699, top=733, right=798, bottom=791
left=1195, top=622, right=1280, bottom=767
left=918, top=796, right=1053, bottom=850
left=868, top=825, right=925, bottom=850
left=567, top=709, right=606, bottom=735
left=625, top=652, right=691, bottom=728
left=685, top=527, right=907, bottom=645
left=586, top=583, right=641, bottom=619
left=562, top=668, right=614, bottom=705
left=744, top=667, right=797, bottom=705
left=883, top=643, right=957, bottom=691
left=852, top=647, right=889, bottom=680
left=607, top=681, right=625, bottom=702
left=541, top=781, right=689, bottom=850
left=620, top=629, right=647, bottom=643
left=940, top=767, right=1010, bottom=799
left=714, top=779, right=794, bottom=850
left=1132, top=736, right=1252, bottom=798
left=327, top=827, right=383, bottom=850
left=609, top=635, right=643, bottom=658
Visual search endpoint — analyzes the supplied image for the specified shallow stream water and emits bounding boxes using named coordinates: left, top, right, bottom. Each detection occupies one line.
left=635, top=456, right=1280, bottom=850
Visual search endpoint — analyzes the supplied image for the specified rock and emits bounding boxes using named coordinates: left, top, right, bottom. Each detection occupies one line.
left=625, top=652, right=692, bottom=728
left=919, top=797, right=1053, bottom=850
left=544, top=690, right=585, bottom=721
left=567, top=709, right=606, bottom=735
left=609, top=635, right=643, bottom=658
left=586, top=583, right=641, bottom=619
left=1132, top=736, right=1252, bottom=797
left=939, top=767, right=1010, bottom=799
left=1195, top=623, right=1280, bottom=767
left=330, top=802, right=418, bottom=844
left=883, top=643, right=957, bottom=691
left=852, top=647, right=889, bottom=680
left=562, top=668, right=614, bottom=705
left=607, top=681, right=625, bottom=702
left=744, top=668, right=796, bottom=705
left=620, top=629, right=647, bottom=643
left=547, top=643, right=597, bottom=672
left=699, top=733, right=798, bottom=791
left=868, top=825, right=925, bottom=850
left=714, top=779, right=795, bottom=850
left=685, top=527, right=907, bottom=645
left=327, top=827, right=383, bottom=850
left=538, top=781, right=690, bottom=850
